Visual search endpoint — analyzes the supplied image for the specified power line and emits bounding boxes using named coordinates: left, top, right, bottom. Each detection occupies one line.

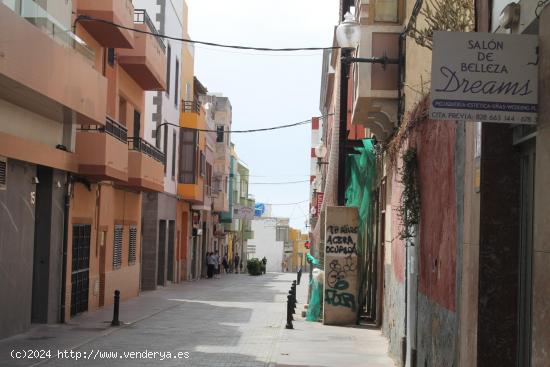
left=75, top=15, right=339, bottom=52
left=260, top=200, right=309, bottom=206
left=157, top=115, right=329, bottom=136
left=248, top=180, right=309, bottom=185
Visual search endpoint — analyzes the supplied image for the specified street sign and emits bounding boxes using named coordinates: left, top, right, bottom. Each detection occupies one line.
left=430, top=31, right=538, bottom=125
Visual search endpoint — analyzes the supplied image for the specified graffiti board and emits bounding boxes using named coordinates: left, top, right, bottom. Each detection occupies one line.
left=323, top=206, right=359, bottom=325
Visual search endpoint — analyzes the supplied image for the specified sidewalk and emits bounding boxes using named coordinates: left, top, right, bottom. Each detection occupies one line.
left=0, top=272, right=395, bottom=367
left=272, top=274, right=396, bottom=367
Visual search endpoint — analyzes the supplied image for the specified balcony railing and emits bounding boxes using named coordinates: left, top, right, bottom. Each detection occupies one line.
left=182, top=100, right=201, bottom=114
left=127, top=137, right=166, bottom=164
left=9, top=0, right=96, bottom=62
left=77, top=117, right=128, bottom=143
left=133, top=9, right=165, bottom=52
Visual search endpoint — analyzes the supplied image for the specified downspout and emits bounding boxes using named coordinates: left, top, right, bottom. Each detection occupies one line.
left=60, top=175, right=72, bottom=323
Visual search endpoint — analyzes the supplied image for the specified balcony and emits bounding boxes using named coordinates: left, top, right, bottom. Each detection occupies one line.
left=117, top=9, right=166, bottom=91
left=0, top=2, right=107, bottom=126
left=350, top=22, right=402, bottom=141
left=76, top=0, right=134, bottom=48
left=75, top=117, right=128, bottom=181
left=127, top=137, right=165, bottom=192
left=180, top=100, right=204, bottom=128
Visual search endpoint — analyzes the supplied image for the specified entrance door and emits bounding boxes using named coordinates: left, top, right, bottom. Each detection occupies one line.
left=517, top=138, right=535, bottom=367
left=71, top=224, right=91, bottom=316
left=157, top=220, right=167, bottom=286
left=167, top=221, right=175, bottom=282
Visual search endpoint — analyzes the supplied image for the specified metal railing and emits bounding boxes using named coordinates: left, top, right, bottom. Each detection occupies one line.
left=181, top=100, right=201, bottom=114
left=77, top=117, right=128, bottom=143
left=127, top=137, right=166, bottom=164
left=133, top=9, right=166, bottom=52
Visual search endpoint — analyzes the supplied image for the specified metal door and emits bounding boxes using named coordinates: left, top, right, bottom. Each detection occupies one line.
left=71, top=224, right=91, bottom=316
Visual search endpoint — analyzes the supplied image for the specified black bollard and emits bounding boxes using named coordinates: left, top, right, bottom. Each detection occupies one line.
left=289, top=290, right=296, bottom=315
left=111, top=290, right=121, bottom=326
left=285, top=294, right=294, bottom=329
left=297, top=268, right=302, bottom=285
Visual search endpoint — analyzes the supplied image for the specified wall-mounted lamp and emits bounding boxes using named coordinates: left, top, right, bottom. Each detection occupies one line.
left=32, top=177, right=39, bottom=184
left=499, top=3, right=521, bottom=29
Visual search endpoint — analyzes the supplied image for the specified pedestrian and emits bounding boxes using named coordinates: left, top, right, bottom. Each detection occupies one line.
left=222, top=254, right=229, bottom=274
left=261, top=257, right=267, bottom=274
left=234, top=254, right=240, bottom=274
left=206, top=252, right=214, bottom=279
left=213, top=251, right=220, bottom=279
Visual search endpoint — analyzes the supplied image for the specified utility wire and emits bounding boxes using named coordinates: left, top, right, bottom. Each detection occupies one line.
left=74, top=15, right=339, bottom=52
left=260, top=200, right=309, bottom=206
left=155, top=114, right=333, bottom=138
left=248, top=180, right=309, bottom=185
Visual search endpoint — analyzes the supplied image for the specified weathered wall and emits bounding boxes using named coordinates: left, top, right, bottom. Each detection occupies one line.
left=532, top=6, right=550, bottom=366
left=414, top=119, right=460, bottom=367
left=382, top=165, right=406, bottom=361
left=0, top=159, right=36, bottom=339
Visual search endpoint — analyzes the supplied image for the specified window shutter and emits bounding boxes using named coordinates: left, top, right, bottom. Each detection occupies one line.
left=178, top=128, right=197, bottom=184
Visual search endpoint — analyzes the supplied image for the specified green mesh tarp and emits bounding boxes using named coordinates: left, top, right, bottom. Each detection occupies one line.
left=345, top=139, right=376, bottom=254
left=344, top=139, right=376, bottom=322
left=306, top=277, right=323, bottom=321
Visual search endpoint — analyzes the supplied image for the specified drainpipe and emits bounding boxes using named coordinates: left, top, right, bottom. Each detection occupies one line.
left=60, top=175, right=72, bottom=323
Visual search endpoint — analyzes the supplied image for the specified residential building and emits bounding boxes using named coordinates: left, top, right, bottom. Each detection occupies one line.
left=311, top=1, right=550, bottom=366
left=248, top=217, right=288, bottom=272
left=133, top=0, right=184, bottom=291
left=0, top=0, right=166, bottom=338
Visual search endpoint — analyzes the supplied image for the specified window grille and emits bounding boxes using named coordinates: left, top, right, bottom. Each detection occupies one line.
left=113, top=225, right=123, bottom=270
left=128, top=226, right=137, bottom=265
left=0, top=157, right=6, bottom=190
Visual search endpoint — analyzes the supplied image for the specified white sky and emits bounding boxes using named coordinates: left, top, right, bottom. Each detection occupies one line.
left=186, top=0, right=340, bottom=232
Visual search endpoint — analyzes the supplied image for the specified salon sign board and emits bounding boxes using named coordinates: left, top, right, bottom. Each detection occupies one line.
left=430, top=31, right=538, bottom=125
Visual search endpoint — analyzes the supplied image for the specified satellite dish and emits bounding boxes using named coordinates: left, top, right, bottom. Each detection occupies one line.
left=315, top=144, right=327, bottom=159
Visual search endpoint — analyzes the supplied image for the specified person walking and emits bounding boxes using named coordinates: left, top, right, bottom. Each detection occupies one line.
left=222, top=254, right=229, bottom=274
left=206, top=252, right=214, bottom=279
left=261, top=257, right=267, bottom=274
left=213, top=251, right=220, bottom=279
left=234, top=254, right=240, bottom=274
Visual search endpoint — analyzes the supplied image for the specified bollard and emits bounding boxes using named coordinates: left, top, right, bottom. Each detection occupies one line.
left=297, top=268, right=302, bottom=285
left=285, top=294, right=294, bottom=329
left=111, top=290, right=121, bottom=326
left=289, top=290, right=296, bottom=315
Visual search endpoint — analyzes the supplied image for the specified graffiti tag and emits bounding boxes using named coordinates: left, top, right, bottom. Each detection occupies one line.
left=325, top=280, right=356, bottom=311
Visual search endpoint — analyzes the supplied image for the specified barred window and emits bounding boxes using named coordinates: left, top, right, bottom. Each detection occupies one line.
left=128, top=226, right=137, bottom=265
left=113, top=225, right=123, bottom=270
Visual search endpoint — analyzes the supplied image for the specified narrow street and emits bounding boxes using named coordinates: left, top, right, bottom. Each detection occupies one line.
left=0, top=273, right=395, bottom=367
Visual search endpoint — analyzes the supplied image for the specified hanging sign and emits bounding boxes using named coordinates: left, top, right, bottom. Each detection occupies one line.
left=430, top=31, right=538, bottom=125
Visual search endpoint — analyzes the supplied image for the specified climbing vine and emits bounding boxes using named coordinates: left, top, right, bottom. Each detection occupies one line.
left=397, top=148, right=420, bottom=240
left=407, top=0, right=474, bottom=50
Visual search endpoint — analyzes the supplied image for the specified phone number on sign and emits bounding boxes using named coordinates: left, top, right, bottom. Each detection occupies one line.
left=11, top=349, right=191, bottom=361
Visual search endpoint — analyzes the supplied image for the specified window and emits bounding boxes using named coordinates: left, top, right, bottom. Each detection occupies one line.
left=113, top=225, right=123, bottom=270
left=185, top=82, right=190, bottom=100
left=240, top=179, right=248, bottom=198
left=206, top=162, right=212, bottom=194
left=178, top=128, right=197, bottom=184
left=216, top=125, right=224, bottom=143
left=374, top=0, right=398, bottom=22
left=166, top=45, right=171, bottom=95
left=0, top=157, right=6, bottom=190
left=199, top=151, right=206, bottom=177
left=276, top=226, right=289, bottom=242
left=171, top=132, right=176, bottom=179
left=174, top=58, right=180, bottom=106
left=107, top=48, right=115, bottom=66
left=128, top=226, right=137, bottom=265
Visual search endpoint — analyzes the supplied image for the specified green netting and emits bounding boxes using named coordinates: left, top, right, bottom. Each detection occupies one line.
left=344, top=139, right=376, bottom=322
left=306, top=274, right=323, bottom=322
left=345, top=139, right=376, bottom=255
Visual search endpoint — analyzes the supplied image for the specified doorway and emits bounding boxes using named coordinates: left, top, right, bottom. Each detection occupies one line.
left=157, top=220, right=167, bottom=286
left=70, top=224, right=91, bottom=316
left=167, top=220, right=175, bottom=282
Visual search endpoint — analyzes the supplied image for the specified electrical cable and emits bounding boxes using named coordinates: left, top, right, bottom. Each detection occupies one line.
left=74, top=15, right=339, bottom=52
left=260, top=200, right=309, bottom=206
left=157, top=115, right=329, bottom=135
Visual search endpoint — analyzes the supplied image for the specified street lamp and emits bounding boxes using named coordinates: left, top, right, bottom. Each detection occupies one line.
left=335, top=11, right=360, bottom=206
left=334, top=11, right=401, bottom=206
